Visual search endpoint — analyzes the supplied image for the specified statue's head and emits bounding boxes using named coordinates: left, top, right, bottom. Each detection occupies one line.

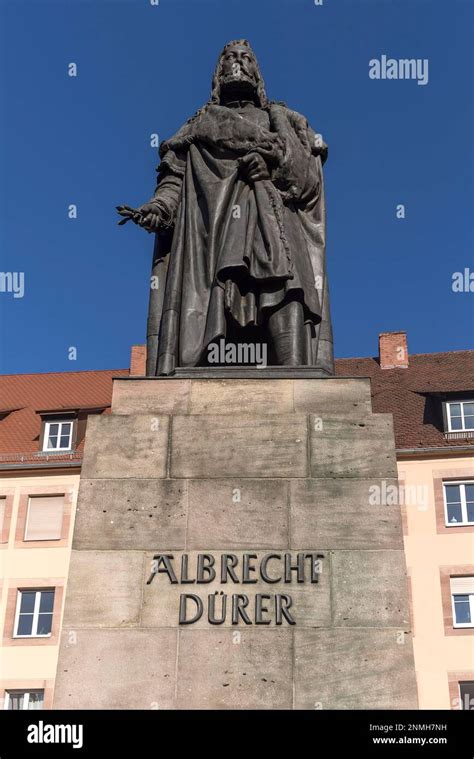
left=211, top=40, right=268, bottom=106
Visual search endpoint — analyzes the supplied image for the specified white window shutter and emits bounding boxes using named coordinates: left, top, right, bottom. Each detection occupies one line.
left=25, top=495, right=64, bottom=540
left=450, top=576, right=474, bottom=594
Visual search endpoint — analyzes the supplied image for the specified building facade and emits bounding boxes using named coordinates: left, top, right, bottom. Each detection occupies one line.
left=0, top=370, right=127, bottom=710
left=338, top=332, right=474, bottom=710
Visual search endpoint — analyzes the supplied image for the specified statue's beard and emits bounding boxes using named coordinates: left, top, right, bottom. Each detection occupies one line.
left=219, top=73, right=258, bottom=100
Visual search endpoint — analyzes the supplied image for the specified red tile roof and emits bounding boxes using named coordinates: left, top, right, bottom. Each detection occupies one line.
left=335, top=350, right=474, bottom=450
left=0, top=369, right=128, bottom=465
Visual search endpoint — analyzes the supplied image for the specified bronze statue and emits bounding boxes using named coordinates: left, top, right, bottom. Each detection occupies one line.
left=118, top=40, right=334, bottom=376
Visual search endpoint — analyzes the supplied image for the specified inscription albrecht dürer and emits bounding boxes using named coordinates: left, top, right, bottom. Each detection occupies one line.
left=147, top=551, right=324, bottom=625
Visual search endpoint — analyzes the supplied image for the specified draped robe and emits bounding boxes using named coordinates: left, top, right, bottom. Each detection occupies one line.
left=146, top=101, right=334, bottom=376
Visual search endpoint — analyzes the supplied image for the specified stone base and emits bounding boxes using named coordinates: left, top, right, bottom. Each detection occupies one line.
left=54, top=377, right=418, bottom=710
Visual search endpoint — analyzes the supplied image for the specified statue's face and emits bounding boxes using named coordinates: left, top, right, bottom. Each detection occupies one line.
left=220, top=44, right=259, bottom=89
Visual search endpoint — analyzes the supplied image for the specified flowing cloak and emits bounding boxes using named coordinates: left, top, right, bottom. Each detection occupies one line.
left=146, top=101, right=334, bottom=376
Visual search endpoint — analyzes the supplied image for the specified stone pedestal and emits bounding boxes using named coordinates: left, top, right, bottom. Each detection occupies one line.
left=54, top=376, right=418, bottom=710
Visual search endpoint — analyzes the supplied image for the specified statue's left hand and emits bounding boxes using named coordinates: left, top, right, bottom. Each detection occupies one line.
left=238, top=152, right=270, bottom=183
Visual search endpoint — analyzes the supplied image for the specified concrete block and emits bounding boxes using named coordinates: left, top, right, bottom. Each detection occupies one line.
left=81, top=414, right=169, bottom=479
left=62, top=551, right=144, bottom=628
left=310, top=414, right=397, bottom=478
left=290, top=478, right=404, bottom=550
left=74, top=479, right=187, bottom=550
left=189, top=380, right=294, bottom=415
left=176, top=628, right=293, bottom=709
left=294, top=628, right=418, bottom=709
left=331, top=550, right=410, bottom=627
left=171, top=414, right=308, bottom=478
left=294, top=378, right=372, bottom=416
left=112, top=379, right=191, bottom=415
left=186, top=479, right=288, bottom=549
left=54, top=629, right=177, bottom=709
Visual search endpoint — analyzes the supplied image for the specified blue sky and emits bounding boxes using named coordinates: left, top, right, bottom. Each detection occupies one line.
left=0, top=0, right=473, bottom=374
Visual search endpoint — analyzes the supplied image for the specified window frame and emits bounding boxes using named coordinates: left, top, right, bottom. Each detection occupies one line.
left=13, top=589, right=55, bottom=639
left=451, top=590, right=474, bottom=629
left=3, top=689, right=44, bottom=710
left=446, top=400, right=474, bottom=433
left=443, top=481, right=474, bottom=527
left=42, top=420, right=74, bottom=452
left=0, top=496, right=6, bottom=538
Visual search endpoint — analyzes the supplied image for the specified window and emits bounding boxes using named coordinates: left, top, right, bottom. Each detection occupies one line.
left=24, top=495, right=64, bottom=541
left=0, top=497, right=5, bottom=538
left=4, top=690, right=44, bottom=710
left=450, top=577, right=474, bottom=628
left=447, top=401, right=474, bottom=432
left=43, top=420, right=73, bottom=451
left=13, top=590, right=55, bottom=637
left=444, top=482, right=474, bottom=526
left=459, top=682, right=474, bottom=710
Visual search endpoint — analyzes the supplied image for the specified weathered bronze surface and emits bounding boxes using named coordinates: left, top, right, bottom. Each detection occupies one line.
left=118, top=40, right=334, bottom=376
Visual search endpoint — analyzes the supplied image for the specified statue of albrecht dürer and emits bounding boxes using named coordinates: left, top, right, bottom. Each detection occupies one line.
left=118, top=40, right=334, bottom=376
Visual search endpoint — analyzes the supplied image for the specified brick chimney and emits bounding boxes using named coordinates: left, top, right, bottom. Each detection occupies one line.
left=378, top=331, right=408, bottom=369
left=130, top=344, right=147, bottom=376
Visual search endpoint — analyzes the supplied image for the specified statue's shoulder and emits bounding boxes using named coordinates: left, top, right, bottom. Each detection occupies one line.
left=159, top=103, right=222, bottom=158
left=268, top=102, right=328, bottom=163
left=156, top=107, right=208, bottom=176
left=269, top=101, right=307, bottom=122
left=269, top=102, right=315, bottom=139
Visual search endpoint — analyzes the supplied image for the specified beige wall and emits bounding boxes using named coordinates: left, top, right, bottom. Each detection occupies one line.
left=0, top=472, right=79, bottom=709
left=399, top=456, right=474, bottom=709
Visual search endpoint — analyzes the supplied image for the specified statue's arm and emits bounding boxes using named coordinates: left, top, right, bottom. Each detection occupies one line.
left=138, top=171, right=183, bottom=231
left=117, top=137, right=187, bottom=231
left=298, top=125, right=327, bottom=208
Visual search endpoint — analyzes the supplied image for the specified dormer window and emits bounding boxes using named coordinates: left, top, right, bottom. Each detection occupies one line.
left=446, top=400, right=474, bottom=432
left=37, top=406, right=106, bottom=457
left=42, top=420, right=74, bottom=452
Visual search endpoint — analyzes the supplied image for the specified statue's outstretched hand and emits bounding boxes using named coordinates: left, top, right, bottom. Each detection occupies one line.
left=136, top=202, right=164, bottom=232
left=238, top=152, right=270, bottom=183
left=116, top=201, right=167, bottom=233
